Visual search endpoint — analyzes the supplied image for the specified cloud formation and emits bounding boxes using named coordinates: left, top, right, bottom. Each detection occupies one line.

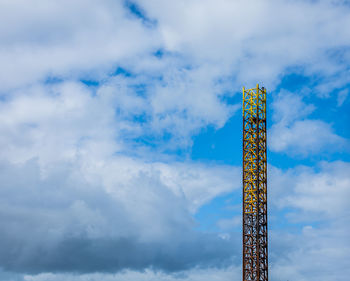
left=0, top=156, right=239, bottom=274
left=269, top=91, right=348, bottom=156
left=268, top=161, right=350, bottom=281
left=0, top=0, right=349, bottom=280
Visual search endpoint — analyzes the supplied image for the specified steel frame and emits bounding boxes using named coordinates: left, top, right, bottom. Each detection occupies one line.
left=242, top=85, right=268, bottom=281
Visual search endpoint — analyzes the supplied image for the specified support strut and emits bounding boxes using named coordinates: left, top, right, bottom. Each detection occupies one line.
left=242, top=85, right=268, bottom=281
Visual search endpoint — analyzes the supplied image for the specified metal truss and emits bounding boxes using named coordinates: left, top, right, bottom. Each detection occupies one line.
left=242, top=85, right=268, bottom=281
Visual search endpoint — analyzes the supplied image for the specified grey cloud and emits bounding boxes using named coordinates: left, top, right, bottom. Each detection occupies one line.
left=4, top=234, right=235, bottom=274
left=1, top=0, right=350, bottom=280
left=20, top=266, right=241, bottom=281
left=0, top=159, right=238, bottom=274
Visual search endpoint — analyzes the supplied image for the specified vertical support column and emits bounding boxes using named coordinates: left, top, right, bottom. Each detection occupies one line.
left=242, top=85, right=268, bottom=281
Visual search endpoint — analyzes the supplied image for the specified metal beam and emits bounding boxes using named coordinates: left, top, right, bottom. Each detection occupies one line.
left=242, top=85, right=268, bottom=281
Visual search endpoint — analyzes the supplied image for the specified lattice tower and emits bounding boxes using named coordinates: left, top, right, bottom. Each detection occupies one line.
left=242, top=85, right=268, bottom=281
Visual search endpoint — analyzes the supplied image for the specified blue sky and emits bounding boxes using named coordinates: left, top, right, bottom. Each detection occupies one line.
left=0, top=0, right=349, bottom=281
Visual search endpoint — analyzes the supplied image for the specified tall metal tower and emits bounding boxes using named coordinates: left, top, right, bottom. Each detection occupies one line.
left=242, top=85, right=268, bottom=281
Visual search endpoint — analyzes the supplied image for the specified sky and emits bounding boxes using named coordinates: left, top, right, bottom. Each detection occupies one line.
left=0, top=0, right=349, bottom=280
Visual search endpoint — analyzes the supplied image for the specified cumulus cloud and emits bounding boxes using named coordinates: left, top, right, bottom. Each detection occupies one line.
left=0, top=81, right=120, bottom=165
left=0, top=0, right=350, bottom=279
left=0, top=157, right=240, bottom=274
left=268, top=161, right=350, bottom=281
left=22, top=266, right=241, bottom=281
left=0, top=0, right=348, bottom=155
left=1, top=0, right=350, bottom=141
left=136, top=0, right=350, bottom=89
left=0, top=0, right=160, bottom=91
left=2, top=162, right=231, bottom=275
left=270, top=161, right=350, bottom=219
left=0, top=159, right=348, bottom=280
left=269, top=91, right=348, bottom=156
left=0, top=72, right=240, bottom=274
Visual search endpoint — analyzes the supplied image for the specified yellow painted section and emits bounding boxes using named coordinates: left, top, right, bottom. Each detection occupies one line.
left=242, top=85, right=267, bottom=214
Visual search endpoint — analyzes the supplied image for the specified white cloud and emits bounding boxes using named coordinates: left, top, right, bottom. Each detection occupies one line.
left=269, top=91, right=347, bottom=156
left=136, top=0, right=350, bottom=89
left=0, top=81, right=120, bottom=165
left=0, top=155, right=239, bottom=273
left=0, top=0, right=350, bottom=279
left=271, top=91, right=316, bottom=125
left=0, top=159, right=347, bottom=280
left=22, top=266, right=241, bottom=281
left=270, top=161, right=350, bottom=219
left=217, top=215, right=241, bottom=231
left=269, top=119, right=346, bottom=155
left=0, top=0, right=348, bottom=156
left=1, top=0, right=349, bottom=135
left=0, top=77, right=240, bottom=273
left=0, top=0, right=160, bottom=91
left=337, top=88, right=348, bottom=106
left=268, top=161, right=350, bottom=281
left=270, top=222, right=350, bottom=281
